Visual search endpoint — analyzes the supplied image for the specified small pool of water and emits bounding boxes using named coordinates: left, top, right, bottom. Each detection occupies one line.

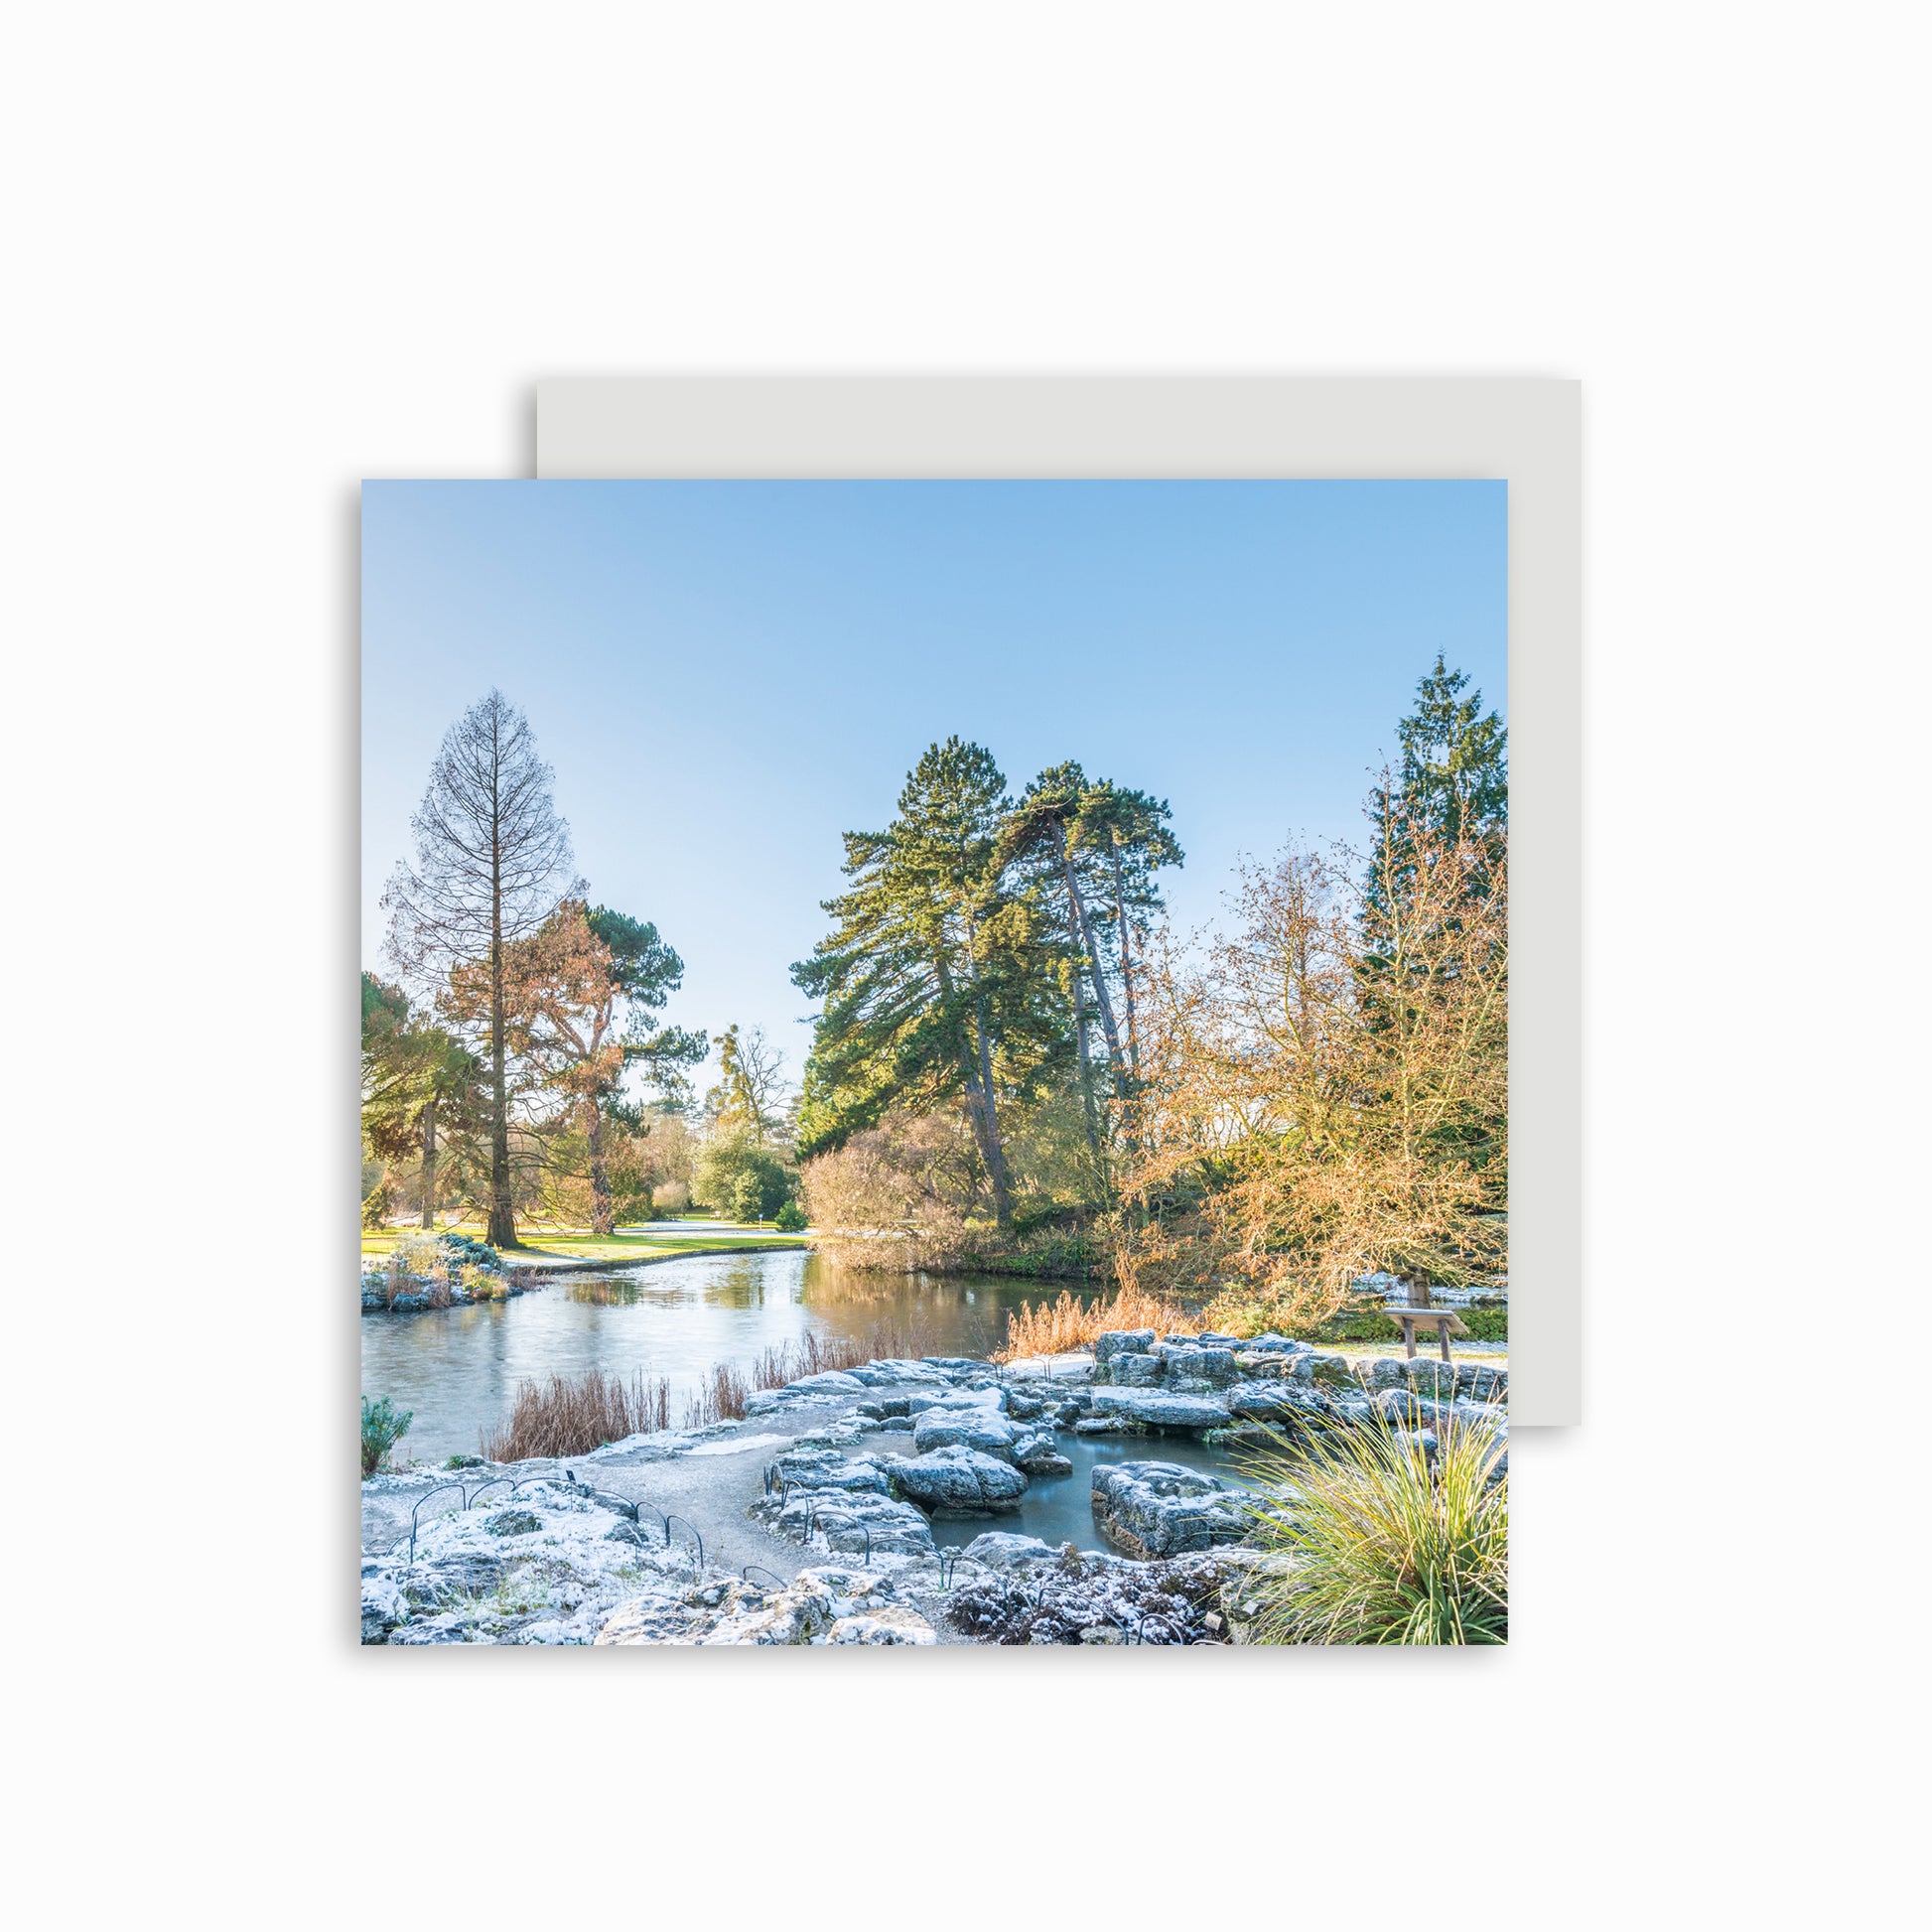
left=848, top=1427, right=1249, bottom=1553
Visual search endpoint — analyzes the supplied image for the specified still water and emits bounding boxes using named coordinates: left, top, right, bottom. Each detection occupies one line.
left=360, top=1248, right=1101, bottom=1463
left=919, top=1431, right=1242, bottom=1551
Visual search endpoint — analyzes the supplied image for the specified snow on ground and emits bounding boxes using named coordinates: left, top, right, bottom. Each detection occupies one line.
left=360, top=1474, right=944, bottom=1646
left=683, top=1433, right=791, bottom=1458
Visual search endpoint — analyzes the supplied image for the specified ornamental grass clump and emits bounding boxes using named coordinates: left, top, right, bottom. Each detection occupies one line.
left=459, top=1262, right=504, bottom=1300
left=360, top=1396, right=413, bottom=1477
left=1235, top=1401, right=1507, bottom=1644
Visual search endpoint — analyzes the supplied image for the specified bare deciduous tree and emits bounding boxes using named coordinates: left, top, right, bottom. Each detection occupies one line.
left=1114, top=788, right=1507, bottom=1327
left=382, top=690, right=577, bottom=1248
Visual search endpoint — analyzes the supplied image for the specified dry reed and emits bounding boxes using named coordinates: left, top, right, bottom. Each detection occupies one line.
left=747, top=1319, right=935, bottom=1391
left=478, top=1318, right=939, bottom=1452
left=993, top=1286, right=1202, bottom=1363
left=681, top=1358, right=752, bottom=1430
left=480, top=1368, right=672, bottom=1460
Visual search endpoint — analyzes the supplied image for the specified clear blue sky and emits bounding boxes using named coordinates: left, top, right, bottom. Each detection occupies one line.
left=362, top=481, right=1506, bottom=1097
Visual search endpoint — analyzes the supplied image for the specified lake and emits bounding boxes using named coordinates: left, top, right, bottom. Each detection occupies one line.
left=360, top=1246, right=1106, bottom=1463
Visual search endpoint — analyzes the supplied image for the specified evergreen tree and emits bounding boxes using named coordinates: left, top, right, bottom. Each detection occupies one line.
left=1363, top=654, right=1508, bottom=954
left=1355, top=658, right=1510, bottom=1290
left=590, top=903, right=708, bottom=1118
left=1383, top=652, right=1507, bottom=845
left=791, top=738, right=1060, bottom=1230
left=1000, top=765, right=1182, bottom=1162
left=1075, top=778, right=1183, bottom=1085
left=359, top=972, right=482, bottom=1229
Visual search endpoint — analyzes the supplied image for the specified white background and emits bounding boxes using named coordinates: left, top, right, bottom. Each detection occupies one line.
left=4, top=4, right=1923, bottom=1926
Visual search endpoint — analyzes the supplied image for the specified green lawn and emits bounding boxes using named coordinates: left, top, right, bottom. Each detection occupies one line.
left=359, top=1222, right=809, bottom=1262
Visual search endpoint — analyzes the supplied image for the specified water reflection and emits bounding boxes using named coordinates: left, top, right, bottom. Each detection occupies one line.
left=361, top=1250, right=1112, bottom=1462
left=915, top=1430, right=1243, bottom=1551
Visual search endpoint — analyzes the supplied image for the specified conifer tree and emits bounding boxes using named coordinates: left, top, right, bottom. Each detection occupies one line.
left=359, top=972, right=482, bottom=1229
left=1363, top=654, right=1508, bottom=958
left=792, top=738, right=1059, bottom=1230
left=1001, top=766, right=1182, bottom=1153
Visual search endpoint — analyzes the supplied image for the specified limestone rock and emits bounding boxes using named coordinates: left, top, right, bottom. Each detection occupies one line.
left=484, top=1509, right=542, bottom=1537
left=888, top=1445, right=1030, bottom=1514
left=751, top=1487, right=936, bottom=1556
left=911, top=1406, right=1019, bottom=1458
left=785, top=1371, right=872, bottom=1398
left=1090, top=1459, right=1248, bottom=1559
left=1158, top=1345, right=1240, bottom=1389
left=1219, top=1551, right=1307, bottom=1643
left=1088, top=1388, right=1232, bottom=1432
left=1223, top=1380, right=1324, bottom=1423
left=769, top=1448, right=891, bottom=1494
left=958, top=1531, right=1060, bottom=1570
left=1092, top=1329, right=1157, bottom=1373
left=829, top=1605, right=937, bottom=1644
left=1013, top=1433, right=1075, bottom=1477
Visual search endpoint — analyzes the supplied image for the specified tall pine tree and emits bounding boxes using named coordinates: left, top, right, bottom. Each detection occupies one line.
left=791, top=738, right=1061, bottom=1230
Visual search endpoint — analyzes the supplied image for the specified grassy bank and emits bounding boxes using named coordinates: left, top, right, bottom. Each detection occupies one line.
left=1315, top=1304, right=1509, bottom=1344
left=991, top=1282, right=1508, bottom=1360
left=359, top=1222, right=810, bottom=1265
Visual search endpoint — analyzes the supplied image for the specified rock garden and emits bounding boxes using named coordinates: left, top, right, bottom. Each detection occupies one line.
left=360, top=1327, right=1506, bottom=1645
left=360, top=1232, right=523, bottom=1313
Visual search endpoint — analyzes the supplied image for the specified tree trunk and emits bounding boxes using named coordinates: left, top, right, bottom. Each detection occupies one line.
left=1110, top=842, right=1141, bottom=1079
left=939, top=950, right=1014, bottom=1231
left=418, top=1095, right=438, bottom=1230
left=587, top=1097, right=613, bottom=1237
left=1109, top=841, right=1145, bottom=1205
left=1071, top=960, right=1103, bottom=1169
left=486, top=748, right=518, bottom=1249
left=969, top=992, right=1014, bottom=1231
left=1055, top=825, right=1125, bottom=1081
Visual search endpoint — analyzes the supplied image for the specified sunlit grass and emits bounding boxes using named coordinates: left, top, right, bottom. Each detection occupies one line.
left=1234, top=1400, right=1508, bottom=1645
left=358, top=1224, right=809, bottom=1261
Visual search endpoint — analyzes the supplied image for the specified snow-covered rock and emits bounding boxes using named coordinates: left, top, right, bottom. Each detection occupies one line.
left=887, top=1446, right=1029, bottom=1514
left=752, top=1487, right=937, bottom=1557
left=828, top=1604, right=936, bottom=1644
left=910, top=1406, right=1019, bottom=1458
left=1012, top=1431, right=1074, bottom=1477
left=958, top=1532, right=1061, bottom=1571
left=362, top=1478, right=707, bottom=1645
left=1093, top=1329, right=1156, bottom=1372
left=769, top=1448, right=892, bottom=1494
left=1088, top=1388, right=1233, bottom=1432
left=1090, top=1460, right=1249, bottom=1559
left=785, top=1371, right=872, bottom=1397
left=1157, top=1344, right=1241, bottom=1389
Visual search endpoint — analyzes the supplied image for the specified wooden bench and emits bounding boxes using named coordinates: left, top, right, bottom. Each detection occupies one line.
left=1388, top=1306, right=1469, bottom=1362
